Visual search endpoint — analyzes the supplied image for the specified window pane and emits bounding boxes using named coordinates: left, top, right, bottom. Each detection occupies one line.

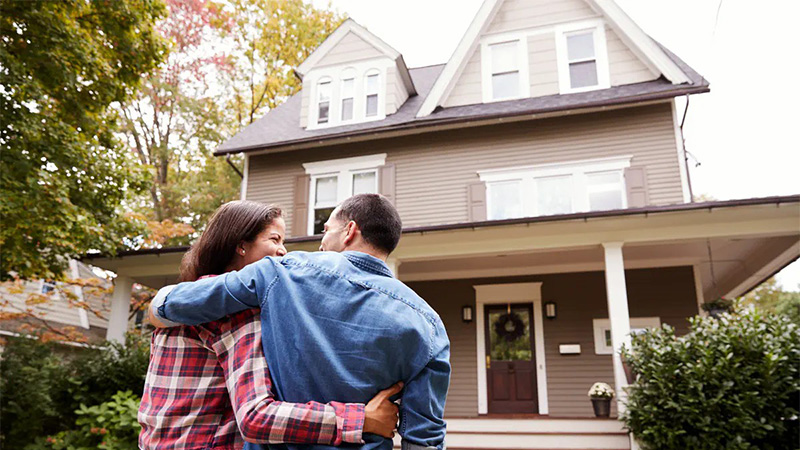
left=341, top=78, right=354, bottom=97
left=536, top=175, right=572, bottom=215
left=488, top=306, right=532, bottom=361
left=366, top=94, right=378, bottom=117
left=491, top=41, right=518, bottom=74
left=589, top=190, right=623, bottom=211
left=588, top=171, right=619, bottom=186
left=318, top=101, right=329, bottom=123
left=318, top=81, right=331, bottom=101
left=315, top=176, right=338, bottom=206
left=488, top=180, right=522, bottom=220
left=587, top=171, right=623, bottom=211
left=567, top=31, right=595, bottom=61
left=569, top=61, right=598, bottom=88
left=366, top=74, right=379, bottom=93
left=341, top=98, right=353, bottom=121
left=492, top=71, right=520, bottom=100
left=313, top=207, right=335, bottom=235
left=352, top=171, right=376, bottom=195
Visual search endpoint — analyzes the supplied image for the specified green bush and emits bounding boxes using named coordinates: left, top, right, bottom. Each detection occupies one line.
left=622, top=306, right=800, bottom=449
left=1, top=334, right=150, bottom=448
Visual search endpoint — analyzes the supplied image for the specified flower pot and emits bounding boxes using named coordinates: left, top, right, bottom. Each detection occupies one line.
left=591, top=397, right=611, bottom=418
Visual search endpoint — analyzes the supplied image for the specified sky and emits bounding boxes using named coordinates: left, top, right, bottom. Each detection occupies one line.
left=311, top=0, right=800, bottom=290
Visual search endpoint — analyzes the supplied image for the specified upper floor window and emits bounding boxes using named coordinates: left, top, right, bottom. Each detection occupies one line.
left=316, top=78, right=332, bottom=124
left=303, top=153, right=386, bottom=235
left=556, top=21, right=610, bottom=94
left=490, top=41, right=520, bottom=100
left=365, top=71, right=380, bottom=117
left=479, top=156, right=630, bottom=220
left=341, top=77, right=355, bottom=121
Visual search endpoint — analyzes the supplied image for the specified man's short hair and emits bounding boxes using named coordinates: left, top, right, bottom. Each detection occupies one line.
left=335, top=194, right=402, bottom=254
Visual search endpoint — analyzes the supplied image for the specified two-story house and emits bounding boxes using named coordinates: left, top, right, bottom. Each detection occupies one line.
left=86, top=0, right=800, bottom=448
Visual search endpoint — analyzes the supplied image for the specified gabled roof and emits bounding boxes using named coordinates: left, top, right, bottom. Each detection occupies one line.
left=295, top=19, right=416, bottom=95
left=416, top=0, right=691, bottom=117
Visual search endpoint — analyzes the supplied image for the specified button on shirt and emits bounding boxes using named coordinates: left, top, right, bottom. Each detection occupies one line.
left=152, top=251, right=450, bottom=450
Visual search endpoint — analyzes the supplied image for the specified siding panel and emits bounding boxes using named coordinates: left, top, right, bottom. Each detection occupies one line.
left=606, top=28, right=657, bottom=85
left=316, top=32, right=383, bottom=68
left=487, top=0, right=597, bottom=34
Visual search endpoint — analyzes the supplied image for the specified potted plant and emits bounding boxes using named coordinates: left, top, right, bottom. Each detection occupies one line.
left=588, top=382, right=615, bottom=418
left=701, top=298, right=734, bottom=317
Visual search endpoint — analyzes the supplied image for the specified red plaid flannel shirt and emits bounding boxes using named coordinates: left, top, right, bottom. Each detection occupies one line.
left=138, top=308, right=365, bottom=450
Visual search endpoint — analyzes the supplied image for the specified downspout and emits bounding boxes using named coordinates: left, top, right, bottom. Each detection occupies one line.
left=225, top=154, right=243, bottom=179
left=679, top=94, right=695, bottom=202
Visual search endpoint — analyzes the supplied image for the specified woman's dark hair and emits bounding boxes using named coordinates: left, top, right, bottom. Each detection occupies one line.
left=179, top=201, right=283, bottom=282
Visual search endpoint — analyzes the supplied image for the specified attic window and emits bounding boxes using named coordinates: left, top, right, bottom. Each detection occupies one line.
left=566, top=31, right=598, bottom=88
left=365, top=72, right=379, bottom=117
left=555, top=21, right=610, bottom=94
left=490, top=41, right=520, bottom=100
left=341, top=77, right=354, bottom=121
left=317, top=79, right=332, bottom=124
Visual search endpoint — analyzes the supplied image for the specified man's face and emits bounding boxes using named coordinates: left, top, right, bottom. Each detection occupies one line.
left=319, top=208, right=347, bottom=252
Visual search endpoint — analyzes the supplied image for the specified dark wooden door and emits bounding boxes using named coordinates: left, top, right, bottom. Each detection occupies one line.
left=485, top=304, right=537, bottom=414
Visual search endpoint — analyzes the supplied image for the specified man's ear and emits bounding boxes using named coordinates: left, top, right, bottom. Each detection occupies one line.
left=343, top=220, right=358, bottom=246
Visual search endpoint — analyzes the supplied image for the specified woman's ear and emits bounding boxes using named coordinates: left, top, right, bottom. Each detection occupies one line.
left=236, top=241, right=247, bottom=256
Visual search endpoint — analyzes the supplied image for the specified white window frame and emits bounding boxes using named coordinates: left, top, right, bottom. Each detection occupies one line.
left=593, top=317, right=661, bottom=355
left=315, top=77, right=333, bottom=125
left=340, top=69, right=356, bottom=123
left=555, top=19, right=610, bottom=94
left=480, top=32, right=530, bottom=103
left=479, top=155, right=631, bottom=220
left=364, top=69, right=381, bottom=118
left=40, top=280, right=57, bottom=295
left=303, top=153, right=387, bottom=235
left=305, top=58, right=391, bottom=130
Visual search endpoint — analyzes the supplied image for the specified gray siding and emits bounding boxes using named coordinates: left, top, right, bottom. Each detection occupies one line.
left=300, top=86, right=309, bottom=128
left=247, top=103, right=684, bottom=234
left=486, top=0, right=598, bottom=34
left=443, top=46, right=482, bottom=108
left=386, top=66, right=410, bottom=116
left=316, top=31, right=384, bottom=68
left=407, top=265, right=699, bottom=418
left=528, top=32, right=559, bottom=97
left=606, top=27, right=657, bottom=85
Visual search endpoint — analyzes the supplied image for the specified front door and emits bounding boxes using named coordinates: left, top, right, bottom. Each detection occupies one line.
left=485, top=304, right=537, bottom=414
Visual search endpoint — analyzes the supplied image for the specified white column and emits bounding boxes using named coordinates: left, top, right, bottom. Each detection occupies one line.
left=602, top=242, right=632, bottom=413
left=106, top=275, right=133, bottom=344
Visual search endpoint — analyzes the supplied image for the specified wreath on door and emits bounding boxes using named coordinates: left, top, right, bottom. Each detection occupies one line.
left=493, top=312, right=525, bottom=342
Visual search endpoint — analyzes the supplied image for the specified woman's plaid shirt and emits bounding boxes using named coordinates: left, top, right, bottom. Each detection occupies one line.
left=138, top=308, right=365, bottom=450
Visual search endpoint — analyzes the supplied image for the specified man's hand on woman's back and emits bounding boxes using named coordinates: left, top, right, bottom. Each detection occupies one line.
left=363, top=382, right=403, bottom=439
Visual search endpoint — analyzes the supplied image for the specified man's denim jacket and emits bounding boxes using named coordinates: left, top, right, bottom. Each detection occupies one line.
left=151, top=251, right=450, bottom=450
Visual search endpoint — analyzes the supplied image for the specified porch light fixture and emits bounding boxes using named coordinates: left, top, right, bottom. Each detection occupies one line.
left=545, top=301, right=557, bottom=319
left=462, top=305, right=473, bottom=323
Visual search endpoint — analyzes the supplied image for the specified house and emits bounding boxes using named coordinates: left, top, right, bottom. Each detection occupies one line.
left=84, top=0, right=800, bottom=448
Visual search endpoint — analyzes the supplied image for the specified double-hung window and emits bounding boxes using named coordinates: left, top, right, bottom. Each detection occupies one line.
left=556, top=21, right=609, bottom=93
left=340, top=75, right=354, bottom=121
left=490, top=40, right=521, bottom=100
left=480, top=156, right=631, bottom=220
left=316, top=79, right=332, bottom=124
left=365, top=71, right=380, bottom=117
left=304, top=154, right=386, bottom=235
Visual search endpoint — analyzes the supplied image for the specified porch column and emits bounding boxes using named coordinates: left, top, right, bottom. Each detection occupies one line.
left=106, top=275, right=133, bottom=345
left=602, top=242, right=632, bottom=413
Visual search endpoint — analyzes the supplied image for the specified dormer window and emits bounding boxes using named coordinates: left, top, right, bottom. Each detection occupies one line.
left=365, top=71, right=380, bottom=117
left=317, top=78, right=332, bottom=124
left=556, top=21, right=610, bottom=94
left=341, top=77, right=354, bottom=121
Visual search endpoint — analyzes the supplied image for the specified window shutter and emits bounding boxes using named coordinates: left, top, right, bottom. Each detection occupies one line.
left=467, top=182, right=487, bottom=222
left=625, top=167, right=648, bottom=208
left=379, top=164, right=396, bottom=204
left=293, top=174, right=310, bottom=237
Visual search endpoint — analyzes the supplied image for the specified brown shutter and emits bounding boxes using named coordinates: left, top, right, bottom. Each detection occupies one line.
left=293, top=174, right=310, bottom=237
left=379, top=164, right=396, bottom=204
left=625, top=167, right=648, bottom=208
left=467, top=182, right=487, bottom=222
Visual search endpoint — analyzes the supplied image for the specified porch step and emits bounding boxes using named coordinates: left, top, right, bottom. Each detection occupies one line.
left=392, top=419, right=630, bottom=450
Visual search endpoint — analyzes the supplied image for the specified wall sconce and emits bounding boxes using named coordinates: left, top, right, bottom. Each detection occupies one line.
left=545, top=301, right=557, bottom=320
left=462, top=305, right=473, bottom=323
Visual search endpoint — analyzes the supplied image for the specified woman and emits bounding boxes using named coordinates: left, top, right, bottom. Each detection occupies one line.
left=139, top=201, right=400, bottom=450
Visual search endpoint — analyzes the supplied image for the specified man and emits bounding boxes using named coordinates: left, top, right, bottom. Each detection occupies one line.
left=150, top=194, right=450, bottom=450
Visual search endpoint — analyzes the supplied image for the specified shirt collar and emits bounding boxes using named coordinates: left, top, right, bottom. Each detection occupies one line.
left=342, top=251, right=394, bottom=278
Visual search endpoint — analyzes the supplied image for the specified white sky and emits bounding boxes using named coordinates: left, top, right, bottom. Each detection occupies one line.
left=311, top=0, right=800, bottom=290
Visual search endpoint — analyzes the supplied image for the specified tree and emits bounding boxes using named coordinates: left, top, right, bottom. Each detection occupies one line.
left=0, top=0, right=167, bottom=281
left=743, top=277, right=800, bottom=324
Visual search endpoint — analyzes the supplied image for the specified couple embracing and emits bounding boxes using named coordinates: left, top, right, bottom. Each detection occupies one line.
left=139, top=194, right=450, bottom=450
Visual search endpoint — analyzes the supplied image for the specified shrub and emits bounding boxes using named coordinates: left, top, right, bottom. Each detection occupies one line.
left=622, top=306, right=800, bottom=450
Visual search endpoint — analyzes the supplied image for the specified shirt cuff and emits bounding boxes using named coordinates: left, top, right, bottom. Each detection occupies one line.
left=149, top=285, right=182, bottom=327
left=331, top=402, right=365, bottom=445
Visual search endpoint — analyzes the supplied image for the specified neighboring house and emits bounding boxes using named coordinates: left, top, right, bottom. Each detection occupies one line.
left=0, top=260, right=114, bottom=345
left=85, top=0, right=800, bottom=448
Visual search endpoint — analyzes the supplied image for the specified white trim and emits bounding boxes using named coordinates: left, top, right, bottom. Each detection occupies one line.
left=592, top=316, right=660, bottom=355
left=240, top=154, right=249, bottom=200
left=69, top=260, right=90, bottom=329
left=303, top=154, right=387, bottom=175
left=554, top=19, right=610, bottom=94
left=416, top=0, right=505, bottom=117
left=671, top=99, right=691, bottom=203
left=473, top=282, right=548, bottom=415
left=106, top=275, right=133, bottom=344
left=587, top=0, right=690, bottom=84
left=601, top=242, right=631, bottom=413
left=480, top=34, right=530, bottom=103
left=478, top=155, right=632, bottom=181
left=724, top=241, right=800, bottom=298
left=693, top=264, right=706, bottom=316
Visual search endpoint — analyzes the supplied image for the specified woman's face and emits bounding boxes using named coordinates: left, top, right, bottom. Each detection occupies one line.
left=237, top=217, right=287, bottom=269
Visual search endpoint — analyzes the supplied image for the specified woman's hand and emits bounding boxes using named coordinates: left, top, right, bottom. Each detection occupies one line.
left=363, top=382, right=403, bottom=438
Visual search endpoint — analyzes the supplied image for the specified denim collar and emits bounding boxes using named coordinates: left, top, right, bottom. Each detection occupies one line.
left=342, top=251, right=394, bottom=278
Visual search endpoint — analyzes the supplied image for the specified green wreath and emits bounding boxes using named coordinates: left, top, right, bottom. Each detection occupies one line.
left=493, top=312, right=525, bottom=342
